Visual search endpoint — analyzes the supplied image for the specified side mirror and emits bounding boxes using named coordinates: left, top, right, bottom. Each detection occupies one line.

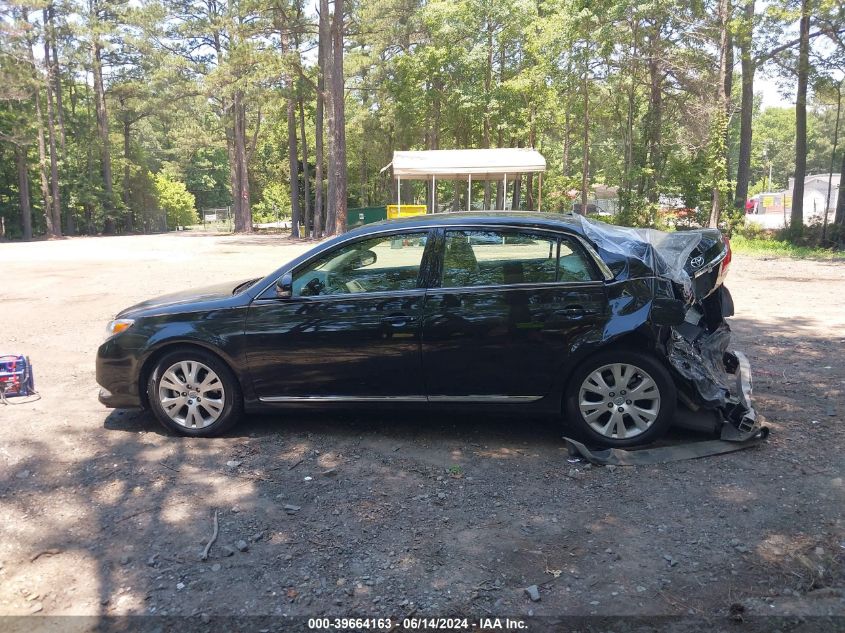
left=276, top=272, right=293, bottom=299
left=344, top=249, right=377, bottom=271
left=359, top=249, right=377, bottom=268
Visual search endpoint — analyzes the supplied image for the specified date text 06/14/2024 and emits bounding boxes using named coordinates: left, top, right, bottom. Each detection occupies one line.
left=306, top=617, right=528, bottom=630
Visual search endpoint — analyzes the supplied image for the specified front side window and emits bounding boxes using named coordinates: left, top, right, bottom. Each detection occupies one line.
left=293, top=232, right=428, bottom=297
left=441, top=230, right=596, bottom=288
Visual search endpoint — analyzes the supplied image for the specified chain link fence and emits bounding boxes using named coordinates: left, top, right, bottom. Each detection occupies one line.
left=194, top=207, right=234, bottom=233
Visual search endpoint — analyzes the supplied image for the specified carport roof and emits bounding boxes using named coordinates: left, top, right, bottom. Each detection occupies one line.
left=384, top=148, right=547, bottom=180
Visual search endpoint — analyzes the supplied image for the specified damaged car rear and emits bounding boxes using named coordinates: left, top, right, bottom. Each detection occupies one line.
left=96, top=211, right=760, bottom=447
left=569, top=215, right=760, bottom=445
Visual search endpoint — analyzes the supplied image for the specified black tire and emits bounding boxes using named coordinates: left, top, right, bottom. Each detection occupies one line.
left=147, top=348, right=243, bottom=437
left=564, top=349, right=676, bottom=448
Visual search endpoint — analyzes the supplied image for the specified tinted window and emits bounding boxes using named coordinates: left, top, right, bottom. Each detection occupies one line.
left=293, top=232, right=427, bottom=297
left=441, top=230, right=595, bottom=288
left=558, top=239, right=597, bottom=282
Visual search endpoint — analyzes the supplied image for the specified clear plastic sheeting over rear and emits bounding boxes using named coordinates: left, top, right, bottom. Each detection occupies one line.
left=569, top=215, right=703, bottom=292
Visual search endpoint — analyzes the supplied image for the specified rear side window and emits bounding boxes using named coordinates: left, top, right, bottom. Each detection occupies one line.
left=441, top=230, right=596, bottom=288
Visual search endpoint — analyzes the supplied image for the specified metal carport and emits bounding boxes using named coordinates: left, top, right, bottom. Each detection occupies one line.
left=382, top=148, right=547, bottom=212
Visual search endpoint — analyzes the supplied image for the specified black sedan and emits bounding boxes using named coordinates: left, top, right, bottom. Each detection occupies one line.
left=96, top=212, right=758, bottom=447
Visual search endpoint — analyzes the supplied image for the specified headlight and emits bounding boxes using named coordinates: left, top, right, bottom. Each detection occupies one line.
left=105, top=318, right=135, bottom=340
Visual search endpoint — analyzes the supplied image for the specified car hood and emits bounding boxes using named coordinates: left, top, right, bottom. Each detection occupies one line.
left=116, top=280, right=251, bottom=318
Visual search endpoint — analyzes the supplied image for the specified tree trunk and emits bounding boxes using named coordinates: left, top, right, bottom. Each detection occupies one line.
left=562, top=104, right=572, bottom=178
left=623, top=19, right=639, bottom=195
left=280, top=25, right=300, bottom=238
left=232, top=92, right=252, bottom=233
left=562, top=58, right=573, bottom=180
left=645, top=21, right=663, bottom=205
left=495, top=130, right=504, bottom=209
left=790, top=0, right=810, bottom=238
left=734, top=0, right=755, bottom=211
left=84, top=81, right=95, bottom=233
left=428, top=80, right=441, bottom=212
left=226, top=123, right=240, bottom=229
left=709, top=0, right=731, bottom=228
left=299, top=96, right=312, bottom=237
left=330, top=0, right=347, bottom=234
left=123, top=117, right=133, bottom=231
left=23, top=7, right=54, bottom=236
left=835, top=149, right=845, bottom=227
left=527, top=107, right=536, bottom=210
left=43, top=10, right=63, bottom=236
left=46, top=5, right=67, bottom=153
left=288, top=94, right=301, bottom=238
left=45, top=3, right=71, bottom=234
left=16, top=146, right=33, bottom=240
left=724, top=29, right=734, bottom=204
left=314, top=4, right=326, bottom=239
left=494, top=46, right=506, bottom=210
left=822, top=83, right=841, bottom=241
left=580, top=54, right=589, bottom=215
left=483, top=21, right=493, bottom=210
left=92, top=39, right=114, bottom=217
left=321, top=0, right=336, bottom=235
left=34, top=84, right=54, bottom=236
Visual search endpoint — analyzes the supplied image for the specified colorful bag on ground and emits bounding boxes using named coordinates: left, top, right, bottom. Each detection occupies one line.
left=0, top=355, right=35, bottom=400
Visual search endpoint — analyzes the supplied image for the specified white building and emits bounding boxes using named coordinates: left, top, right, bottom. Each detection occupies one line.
left=788, top=173, right=840, bottom=219
left=747, top=173, right=839, bottom=229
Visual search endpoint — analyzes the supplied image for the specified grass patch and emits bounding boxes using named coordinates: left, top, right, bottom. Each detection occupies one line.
left=730, top=234, right=845, bottom=260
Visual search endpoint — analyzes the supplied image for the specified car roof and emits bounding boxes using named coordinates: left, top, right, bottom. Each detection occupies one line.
left=346, top=211, right=585, bottom=237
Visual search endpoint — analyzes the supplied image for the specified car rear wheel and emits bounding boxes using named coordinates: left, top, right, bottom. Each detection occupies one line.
left=564, top=350, right=676, bottom=447
left=147, top=349, right=242, bottom=437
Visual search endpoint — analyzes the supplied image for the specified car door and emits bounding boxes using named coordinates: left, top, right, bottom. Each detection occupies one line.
left=421, top=226, right=608, bottom=401
left=244, top=229, right=436, bottom=401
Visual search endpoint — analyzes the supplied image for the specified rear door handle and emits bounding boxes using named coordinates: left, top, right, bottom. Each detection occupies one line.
left=559, top=305, right=598, bottom=317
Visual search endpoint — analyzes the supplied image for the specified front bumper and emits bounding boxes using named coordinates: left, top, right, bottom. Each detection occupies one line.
left=96, top=338, right=144, bottom=409
left=98, top=387, right=142, bottom=409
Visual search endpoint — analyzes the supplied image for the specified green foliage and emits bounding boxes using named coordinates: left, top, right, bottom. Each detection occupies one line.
left=154, top=173, right=198, bottom=229
left=731, top=233, right=845, bottom=260
left=733, top=219, right=767, bottom=240
left=615, top=192, right=670, bottom=230
left=0, top=0, right=844, bottom=247
left=704, top=108, right=731, bottom=211
left=751, top=107, right=796, bottom=191
left=253, top=182, right=292, bottom=224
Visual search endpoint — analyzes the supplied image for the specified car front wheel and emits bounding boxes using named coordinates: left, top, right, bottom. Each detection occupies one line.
left=147, top=349, right=242, bottom=437
left=564, top=350, right=676, bottom=447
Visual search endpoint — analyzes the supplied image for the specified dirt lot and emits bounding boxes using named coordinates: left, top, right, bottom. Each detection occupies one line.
left=1, top=232, right=843, bottom=630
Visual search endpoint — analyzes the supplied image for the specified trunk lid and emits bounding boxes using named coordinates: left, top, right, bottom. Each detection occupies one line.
left=683, top=228, right=731, bottom=300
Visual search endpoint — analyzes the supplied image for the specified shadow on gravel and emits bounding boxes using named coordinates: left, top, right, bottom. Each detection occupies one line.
left=4, top=312, right=843, bottom=622
left=103, top=407, right=711, bottom=449
left=104, top=408, right=564, bottom=443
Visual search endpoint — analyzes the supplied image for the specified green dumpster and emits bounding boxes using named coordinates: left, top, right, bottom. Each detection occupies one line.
left=347, top=206, right=387, bottom=228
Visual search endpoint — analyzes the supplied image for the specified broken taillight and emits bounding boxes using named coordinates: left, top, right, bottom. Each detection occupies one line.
left=720, top=237, right=732, bottom=277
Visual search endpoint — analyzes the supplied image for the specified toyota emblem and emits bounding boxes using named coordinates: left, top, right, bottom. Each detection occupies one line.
left=690, top=255, right=705, bottom=269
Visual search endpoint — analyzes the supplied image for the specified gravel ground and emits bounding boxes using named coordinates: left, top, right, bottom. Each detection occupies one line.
left=0, top=232, right=843, bottom=630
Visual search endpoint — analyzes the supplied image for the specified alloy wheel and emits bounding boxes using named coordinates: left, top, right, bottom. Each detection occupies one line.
left=157, top=360, right=225, bottom=429
left=577, top=362, right=661, bottom=440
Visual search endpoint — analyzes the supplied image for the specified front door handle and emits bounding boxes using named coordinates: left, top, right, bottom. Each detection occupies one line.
left=381, top=314, right=417, bottom=328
